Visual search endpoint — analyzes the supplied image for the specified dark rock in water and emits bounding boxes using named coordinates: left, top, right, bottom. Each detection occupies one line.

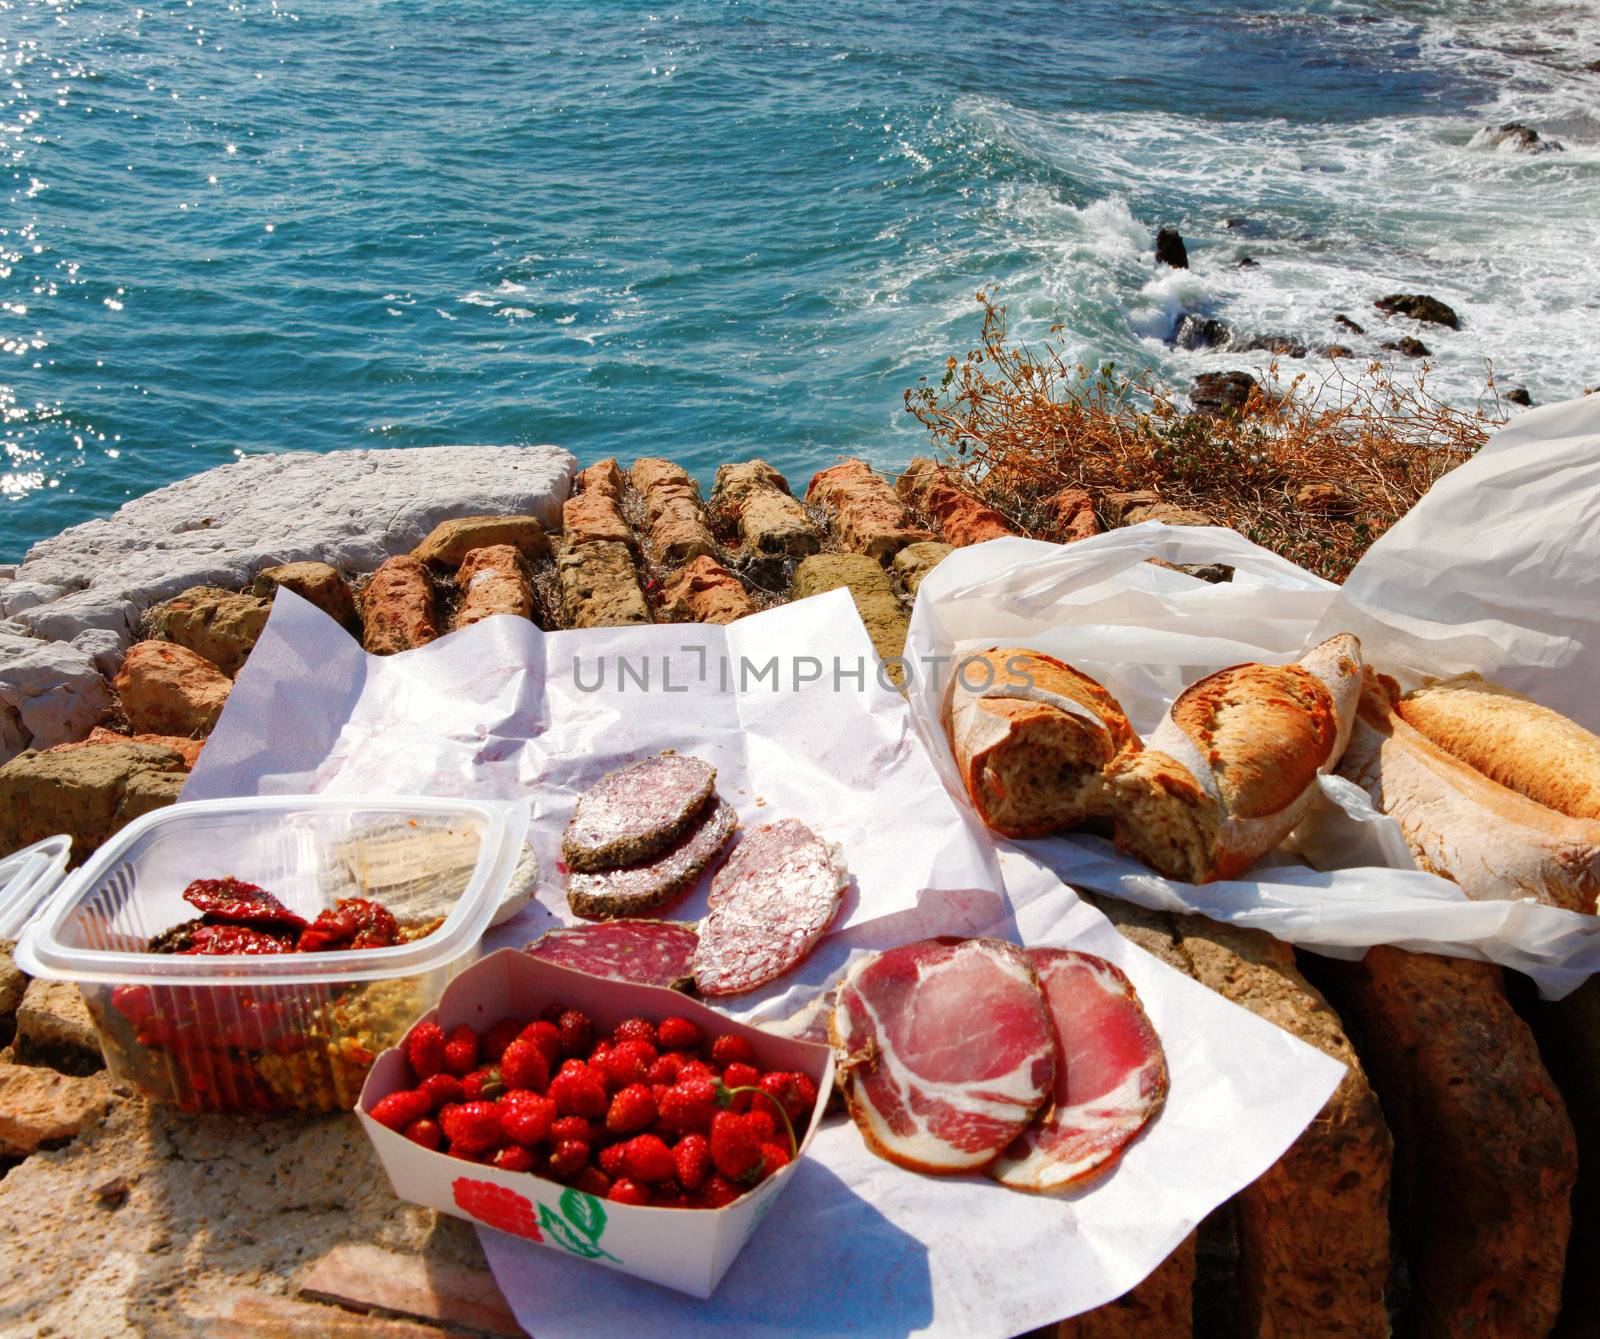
left=1375, top=293, right=1459, bottom=329
left=1323, top=345, right=1355, bottom=359
left=1470, top=122, right=1565, bottom=154
left=1243, top=335, right=1308, bottom=358
left=1222, top=217, right=1271, bottom=238
left=1155, top=227, right=1189, bottom=269
left=1334, top=313, right=1365, bottom=335
left=1380, top=337, right=1431, bottom=358
left=1506, top=387, right=1534, bottom=407
left=1235, top=255, right=1259, bottom=268
left=1191, top=371, right=1257, bottom=415
left=1173, top=314, right=1232, bottom=350
left=1587, top=58, right=1600, bottom=73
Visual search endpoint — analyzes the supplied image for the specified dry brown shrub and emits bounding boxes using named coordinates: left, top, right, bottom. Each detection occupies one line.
left=904, top=292, right=1510, bottom=581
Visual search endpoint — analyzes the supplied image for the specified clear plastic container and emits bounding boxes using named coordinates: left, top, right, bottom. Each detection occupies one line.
left=0, top=834, right=72, bottom=940
left=15, top=795, right=527, bottom=1114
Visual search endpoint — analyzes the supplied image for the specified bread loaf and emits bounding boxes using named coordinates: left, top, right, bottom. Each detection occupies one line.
left=1104, top=634, right=1363, bottom=882
left=942, top=648, right=1138, bottom=837
left=1338, top=672, right=1600, bottom=913
left=1396, top=672, right=1600, bottom=820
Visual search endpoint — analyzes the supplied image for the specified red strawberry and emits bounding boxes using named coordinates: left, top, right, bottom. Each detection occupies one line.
left=605, top=1083, right=657, bottom=1135
left=443, top=1024, right=480, bottom=1077
left=403, top=1118, right=443, bottom=1150
left=676, top=1058, right=717, bottom=1083
left=710, top=1110, right=762, bottom=1181
left=480, top=1017, right=525, bottom=1062
left=701, top=1174, right=742, bottom=1208
left=370, top=1088, right=432, bottom=1132
left=598, top=1143, right=628, bottom=1177
left=757, top=1070, right=819, bottom=1126
left=657, top=1016, right=702, bottom=1052
left=743, top=1107, right=776, bottom=1145
left=650, top=1183, right=688, bottom=1209
left=550, top=1115, right=593, bottom=1144
left=493, top=1144, right=536, bottom=1173
left=674, top=1133, right=712, bottom=1191
left=452, top=1177, right=543, bottom=1239
left=613, top=1016, right=658, bottom=1048
left=420, top=1072, right=465, bottom=1110
left=608, top=1177, right=649, bottom=1206
left=710, top=1034, right=754, bottom=1067
left=518, top=1020, right=563, bottom=1069
left=548, top=1138, right=590, bottom=1179
left=500, top=1091, right=556, bottom=1147
left=404, top=1021, right=448, bottom=1080
left=500, top=1038, right=550, bottom=1093
left=556, top=1009, right=592, bottom=1057
left=461, top=1067, right=505, bottom=1102
left=619, top=1134, right=675, bottom=1184
left=600, top=1039, right=656, bottom=1090
left=440, top=1101, right=502, bottom=1155
left=648, top=1052, right=685, bottom=1086
left=658, top=1075, right=718, bottom=1134
left=573, top=1166, right=612, bottom=1199
left=756, top=1141, right=791, bottom=1181
left=549, top=1064, right=607, bottom=1119
left=722, top=1061, right=760, bottom=1094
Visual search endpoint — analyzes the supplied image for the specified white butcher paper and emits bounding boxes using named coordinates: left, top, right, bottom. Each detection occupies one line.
left=903, top=393, right=1600, bottom=999
left=185, top=586, right=1001, bottom=968
left=479, top=844, right=1344, bottom=1337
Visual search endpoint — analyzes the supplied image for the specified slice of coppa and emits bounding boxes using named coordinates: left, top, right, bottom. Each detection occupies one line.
left=690, top=819, right=848, bottom=997
left=524, top=920, right=699, bottom=989
left=990, top=948, right=1167, bottom=1193
left=562, top=753, right=717, bottom=873
left=831, top=936, right=1056, bottom=1174
left=567, top=799, right=737, bottom=919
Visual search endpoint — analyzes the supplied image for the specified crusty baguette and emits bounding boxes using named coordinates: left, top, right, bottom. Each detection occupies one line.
left=1105, top=634, right=1363, bottom=882
left=1396, top=673, right=1600, bottom=821
left=942, top=648, right=1139, bottom=837
left=1339, top=672, right=1600, bottom=914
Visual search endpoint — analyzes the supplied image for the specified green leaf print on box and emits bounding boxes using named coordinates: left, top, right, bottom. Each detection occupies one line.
left=538, top=1188, right=620, bottom=1261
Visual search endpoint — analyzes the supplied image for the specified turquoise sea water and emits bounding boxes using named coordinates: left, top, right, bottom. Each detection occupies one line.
left=2, top=0, right=1598, bottom=561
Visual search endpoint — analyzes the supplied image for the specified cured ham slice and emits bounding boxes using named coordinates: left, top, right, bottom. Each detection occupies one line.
left=831, top=937, right=1055, bottom=1173
left=562, top=754, right=717, bottom=872
left=991, top=948, right=1167, bottom=1193
left=567, top=799, right=737, bottom=919
left=524, top=921, right=699, bottom=988
left=691, top=819, right=848, bottom=997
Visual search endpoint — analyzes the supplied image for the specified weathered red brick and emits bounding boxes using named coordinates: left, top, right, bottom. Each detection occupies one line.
left=660, top=555, right=754, bottom=625
left=360, top=555, right=438, bottom=656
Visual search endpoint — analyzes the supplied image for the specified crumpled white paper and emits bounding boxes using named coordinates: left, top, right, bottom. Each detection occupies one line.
left=186, top=583, right=1345, bottom=1332
left=904, top=395, right=1600, bottom=999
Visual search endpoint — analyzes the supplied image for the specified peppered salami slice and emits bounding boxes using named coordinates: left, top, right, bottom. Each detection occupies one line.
left=562, top=753, right=717, bottom=873
left=692, top=819, right=848, bottom=996
left=567, top=800, right=737, bottom=919
left=524, top=920, right=699, bottom=988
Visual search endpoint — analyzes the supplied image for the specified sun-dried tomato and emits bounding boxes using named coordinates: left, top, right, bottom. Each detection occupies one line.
left=297, top=898, right=400, bottom=952
left=182, top=876, right=308, bottom=933
left=180, top=923, right=297, bottom=956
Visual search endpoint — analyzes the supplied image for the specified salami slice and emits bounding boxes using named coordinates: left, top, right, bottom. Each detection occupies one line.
left=691, top=819, right=848, bottom=996
left=562, top=754, right=717, bottom=872
left=831, top=936, right=1055, bottom=1173
left=991, top=949, right=1167, bottom=1193
left=567, top=800, right=737, bottom=920
left=524, top=920, right=699, bottom=988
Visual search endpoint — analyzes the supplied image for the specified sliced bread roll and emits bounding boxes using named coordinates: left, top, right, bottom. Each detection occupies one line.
left=943, top=648, right=1139, bottom=837
left=1339, top=672, right=1600, bottom=914
left=1396, top=673, right=1600, bottom=821
left=1105, top=634, right=1363, bottom=883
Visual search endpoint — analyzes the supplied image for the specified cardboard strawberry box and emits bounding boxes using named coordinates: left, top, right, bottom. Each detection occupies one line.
left=357, top=947, right=834, bottom=1298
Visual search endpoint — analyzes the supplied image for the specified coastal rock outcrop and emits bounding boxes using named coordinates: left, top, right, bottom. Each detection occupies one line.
left=114, top=641, right=231, bottom=737
left=1155, top=227, right=1189, bottom=269
left=145, top=587, right=270, bottom=679
left=251, top=562, right=359, bottom=633
left=1374, top=294, right=1459, bottom=329
left=1173, top=314, right=1230, bottom=350
left=1381, top=337, right=1430, bottom=359
left=1469, top=122, right=1565, bottom=154
left=1046, top=487, right=1101, bottom=543
left=0, top=740, right=189, bottom=863
left=0, top=633, right=111, bottom=761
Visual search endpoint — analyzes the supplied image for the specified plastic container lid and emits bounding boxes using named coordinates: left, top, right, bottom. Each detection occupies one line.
left=15, top=795, right=529, bottom=987
left=0, top=834, right=73, bottom=941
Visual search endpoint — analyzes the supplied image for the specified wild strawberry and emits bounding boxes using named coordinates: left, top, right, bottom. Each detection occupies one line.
left=755, top=1141, right=791, bottom=1181
left=619, top=1133, right=675, bottom=1184
left=480, top=1017, right=525, bottom=1062
left=701, top=1174, right=742, bottom=1208
left=403, top=1117, right=443, bottom=1150
left=573, top=1166, right=612, bottom=1199
left=493, top=1144, right=536, bottom=1173
left=420, top=1072, right=464, bottom=1110
left=674, top=1133, right=712, bottom=1190
left=518, top=1019, right=563, bottom=1069
left=500, top=1038, right=550, bottom=1093
left=549, top=1064, right=607, bottom=1120
left=657, top=1016, right=701, bottom=1052
left=658, top=1075, right=718, bottom=1134
left=648, top=1051, right=685, bottom=1085
left=613, top=1016, right=658, bottom=1048
left=710, top=1034, right=754, bottom=1067
left=757, top=1070, right=819, bottom=1126
left=404, top=1021, right=448, bottom=1080
left=650, top=1183, right=688, bottom=1209
left=600, top=1039, right=656, bottom=1090
left=676, top=1058, right=717, bottom=1083
left=608, top=1177, right=649, bottom=1206
left=722, top=1061, right=760, bottom=1093
left=443, top=1024, right=479, bottom=1077
left=370, top=1088, right=432, bottom=1132
left=540, top=1002, right=566, bottom=1026
left=743, top=1107, right=776, bottom=1145
left=598, top=1143, right=628, bottom=1177
left=440, top=1101, right=502, bottom=1155
left=460, top=1067, right=504, bottom=1102
left=500, top=1091, right=555, bottom=1147
left=548, top=1138, right=590, bottom=1179
left=605, top=1083, right=657, bottom=1135
left=710, top=1110, right=762, bottom=1181
left=556, top=1009, right=592, bottom=1057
